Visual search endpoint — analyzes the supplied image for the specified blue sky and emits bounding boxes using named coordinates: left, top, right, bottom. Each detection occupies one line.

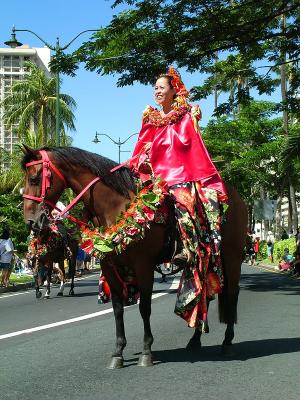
left=1, top=0, right=281, bottom=162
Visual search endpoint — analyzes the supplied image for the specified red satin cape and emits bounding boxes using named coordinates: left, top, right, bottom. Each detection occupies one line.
left=131, top=111, right=226, bottom=194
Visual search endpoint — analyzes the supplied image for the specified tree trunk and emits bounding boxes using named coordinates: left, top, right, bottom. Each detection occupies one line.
left=289, top=184, right=298, bottom=232
left=287, top=193, right=293, bottom=232
left=274, top=195, right=282, bottom=240
left=280, top=14, right=298, bottom=233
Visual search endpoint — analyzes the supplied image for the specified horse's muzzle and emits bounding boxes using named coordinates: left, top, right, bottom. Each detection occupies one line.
left=28, top=211, right=50, bottom=233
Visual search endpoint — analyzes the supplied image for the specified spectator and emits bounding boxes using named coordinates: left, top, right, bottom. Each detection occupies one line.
left=253, top=237, right=260, bottom=264
left=278, top=248, right=295, bottom=271
left=76, top=247, right=85, bottom=276
left=83, top=252, right=91, bottom=271
left=0, top=227, right=14, bottom=288
left=266, top=230, right=275, bottom=263
left=245, top=233, right=255, bottom=265
left=281, top=229, right=289, bottom=240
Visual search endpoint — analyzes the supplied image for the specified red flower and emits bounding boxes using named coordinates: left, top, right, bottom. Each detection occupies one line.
left=125, top=226, right=139, bottom=236
left=133, top=212, right=145, bottom=224
left=142, top=206, right=155, bottom=221
left=81, top=239, right=94, bottom=254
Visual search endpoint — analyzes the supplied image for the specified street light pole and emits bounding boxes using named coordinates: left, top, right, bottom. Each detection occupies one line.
left=93, top=132, right=139, bottom=163
left=55, top=38, right=60, bottom=146
left=5, top=26, right=100, bottom=146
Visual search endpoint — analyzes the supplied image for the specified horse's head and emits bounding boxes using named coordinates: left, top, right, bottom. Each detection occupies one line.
left=22, top=145, right=67, bottom=233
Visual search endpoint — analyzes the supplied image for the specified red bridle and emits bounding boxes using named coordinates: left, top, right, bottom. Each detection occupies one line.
left=24, top=150, right=67, bottom=207
left=23, top=149, right=136, bottom=225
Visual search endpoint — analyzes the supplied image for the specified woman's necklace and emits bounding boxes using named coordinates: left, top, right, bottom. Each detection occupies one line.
left=146, top=104, right=191, bottom=127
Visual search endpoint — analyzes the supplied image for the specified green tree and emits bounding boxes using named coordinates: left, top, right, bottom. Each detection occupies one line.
left=1, top=61, right=76, bottom=146
left=0, top=148, right=24, bottom=194
left=202, top=101, right=284, bottom=221
left=0, top=193, right=29, bottom=254
left=52, top=1, right=299, bottom=88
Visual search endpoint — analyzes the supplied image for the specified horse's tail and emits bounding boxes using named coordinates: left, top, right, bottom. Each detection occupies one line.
left=218, top=284, right=239, bottom=324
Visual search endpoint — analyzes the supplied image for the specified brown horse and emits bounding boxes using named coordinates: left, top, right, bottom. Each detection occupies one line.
left=22, top=146, right=248, bottom=368
left=28, top=227, right=78, bottom=299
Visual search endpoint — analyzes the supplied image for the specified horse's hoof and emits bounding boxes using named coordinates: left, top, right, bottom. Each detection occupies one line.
left=107, top=357, right=124, bottom=369
left=57, top=292, right=63, bottom=297
left=137, top=354, right=153, bottom=367
left=36, top=291, right=42, bottom=299
left=44, top=295, right=50, bottom=299
left=69, top=289, right=74, bottom=296
left=221, top=344, right=234, bottom=357
left=186, top=339, right=202, bottom=351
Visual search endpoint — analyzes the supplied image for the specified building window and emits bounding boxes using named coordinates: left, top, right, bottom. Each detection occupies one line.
left=3, top=55, right=21, bottom=72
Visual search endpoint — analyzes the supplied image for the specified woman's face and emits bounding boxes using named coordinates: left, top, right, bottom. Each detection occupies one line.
left=154, top=77, right=176, bottom=109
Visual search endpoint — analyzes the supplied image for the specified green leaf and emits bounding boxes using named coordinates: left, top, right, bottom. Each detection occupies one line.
left=94, top=242, right=114, bottom=253
left=141, top=192, right=159, bottom=203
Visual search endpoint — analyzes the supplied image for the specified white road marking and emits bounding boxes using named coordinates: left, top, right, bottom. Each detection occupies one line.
left=0, top=290, right=33, bottom=299
left=0, top=278, right=179, bottom=341
left=0, top=273, right=98, bottom=300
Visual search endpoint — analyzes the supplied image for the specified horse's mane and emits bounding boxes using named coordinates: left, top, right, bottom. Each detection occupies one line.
left=22, top=146, right=136, bottom=199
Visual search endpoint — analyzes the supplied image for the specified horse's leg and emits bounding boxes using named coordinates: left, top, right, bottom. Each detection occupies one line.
left=44, top=266, right=52, bottom=299
left=102, top=262, right=127, bottom=369
left=57, top=261, right=65, bottom=296
left=68, top=252, right=76, bottom=296
left=33, top=259, right=42, bottom=299
left=34, top=273, right=42, bottom=299
left=135, top=266, right=155, bottom=367
left=219, top=283, right=240, bottom=356
left=107, top=291, right=127, bottom=369
left=219, top=185, right=247, bottom=356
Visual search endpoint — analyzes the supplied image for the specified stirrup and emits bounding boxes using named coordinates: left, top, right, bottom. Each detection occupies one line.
left=172, top=248, right=193, bottom=267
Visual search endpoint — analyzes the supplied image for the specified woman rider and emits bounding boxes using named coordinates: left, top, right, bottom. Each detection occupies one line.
left=130, top=67, right=228, bottom=329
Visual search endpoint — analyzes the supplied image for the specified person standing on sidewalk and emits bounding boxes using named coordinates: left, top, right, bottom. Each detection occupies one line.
left=0, top=227, right=14, bottom=288
left=266, top=231, right=275, bottom=263
left=253, top=237, right=260, bottom=264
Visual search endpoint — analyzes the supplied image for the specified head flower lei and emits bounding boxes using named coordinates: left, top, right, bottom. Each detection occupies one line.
left=164, top=66, right=190, bottom=108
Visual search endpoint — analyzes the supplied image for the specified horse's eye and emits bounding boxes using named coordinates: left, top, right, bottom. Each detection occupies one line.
left=29, top=175, right=40, bottom=186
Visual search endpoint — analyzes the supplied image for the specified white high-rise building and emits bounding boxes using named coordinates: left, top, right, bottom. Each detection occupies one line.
left=0, top=44, right=51, bottom=153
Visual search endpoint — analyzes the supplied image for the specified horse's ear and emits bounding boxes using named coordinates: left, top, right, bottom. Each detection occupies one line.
left=21, top=144, right=37, bottom=156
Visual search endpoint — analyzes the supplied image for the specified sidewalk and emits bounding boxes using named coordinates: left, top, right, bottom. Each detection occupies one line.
left=249, top=261, right=300, bottom=279
left=0, top=267, right=101, bottom=295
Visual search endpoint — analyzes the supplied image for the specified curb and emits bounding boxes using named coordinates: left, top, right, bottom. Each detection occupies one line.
left=0, top=281, right=35, bottom=294
left=252, top=262, right=300, bottom=279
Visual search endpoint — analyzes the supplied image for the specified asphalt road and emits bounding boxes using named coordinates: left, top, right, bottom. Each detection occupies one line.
left=0, top=265, right=299, bottom=400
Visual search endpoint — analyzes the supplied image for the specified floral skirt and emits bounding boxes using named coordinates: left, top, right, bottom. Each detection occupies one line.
left=169, top=181, right=227, bottom=329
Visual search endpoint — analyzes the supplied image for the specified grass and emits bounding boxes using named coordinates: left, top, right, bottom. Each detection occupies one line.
left=8, top=272, right=34, bottom=285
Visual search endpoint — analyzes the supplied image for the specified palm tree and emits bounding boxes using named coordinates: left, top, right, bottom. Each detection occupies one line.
left=1, top=61, right=76, bottom=146
left=0, top=147, right=23, bottom=194
left=281, top=124, right=300, bottom=164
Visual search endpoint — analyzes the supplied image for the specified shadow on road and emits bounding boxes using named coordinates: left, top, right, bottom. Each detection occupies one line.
left=240, top=272, right=300, bottom=295
left=152, top=337, right=300, bottom=363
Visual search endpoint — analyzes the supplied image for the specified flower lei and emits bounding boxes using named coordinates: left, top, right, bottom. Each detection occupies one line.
left=27, top=223, right=65, bottom=257
left=29, top=238, right=48, bottom=256
left=144, top=104, right=191, bottom=127
left=80, top=178, right=168, bottom=258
